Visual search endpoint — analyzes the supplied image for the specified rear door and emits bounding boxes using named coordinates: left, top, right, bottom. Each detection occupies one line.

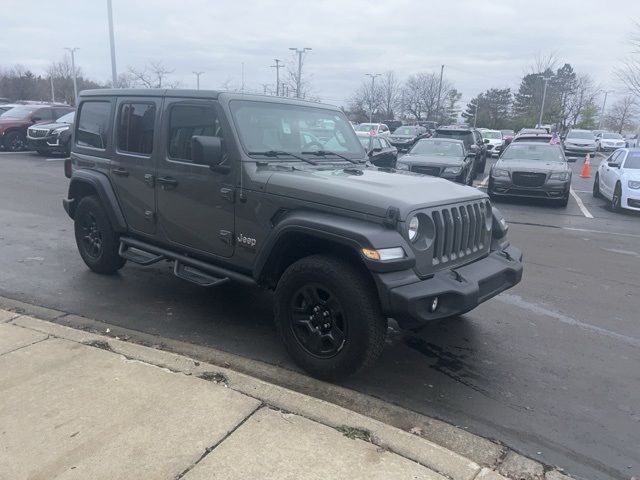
left=155, top=99, right=235, bottom=258
left=110, top=98, right=160, bottom=235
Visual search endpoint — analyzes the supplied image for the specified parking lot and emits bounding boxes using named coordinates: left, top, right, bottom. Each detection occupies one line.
left=0, top=150, right=638, bottom=480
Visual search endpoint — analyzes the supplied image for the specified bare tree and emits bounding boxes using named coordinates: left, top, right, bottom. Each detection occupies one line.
left=605, top=96, right=638, bottom=133
left=566, top=74, right=599, bottom=127
left=127, top=61, right=180, bottom=89
left=378, top=71, right=401, bottom=119
left=348, top=80, right=383, bottom=122
left=528, top=52, right=559, bottom=75
left=617, top=22, right=640, bottom=98
left=286, top=53, right=313, bottom=99
left=400, top=73, right=447, bottom=121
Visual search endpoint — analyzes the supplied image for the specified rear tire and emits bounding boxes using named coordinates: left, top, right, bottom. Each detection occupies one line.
left=74, top=195, right=126, bottom=274
left=274, top=254, right=387, bottom=381
left=3, top=131, right=26, bottom=152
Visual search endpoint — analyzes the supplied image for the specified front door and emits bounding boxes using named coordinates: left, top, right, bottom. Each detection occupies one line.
left=156, top=99, right=235, bottom=258
left=602, top=151, right=623, bottom=197
left=110, top=98, right=160, bottom=235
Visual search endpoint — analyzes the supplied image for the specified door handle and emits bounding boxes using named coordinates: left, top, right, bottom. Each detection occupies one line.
left=157, top=176, right=178, bottom=187
left=112, top=167, right=129, bottom=177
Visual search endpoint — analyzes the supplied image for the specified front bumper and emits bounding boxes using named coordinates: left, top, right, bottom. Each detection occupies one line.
left=389, top=138, right=415, bottom=149
left=564, top=145, right=596, bottom=158
left=377, top=245, right=523, bottom=329
left=490, top=176, right=570, bottom=199
left=27, top=135, right=65, bottom=152
left=599, top=144, right=625, bottom=152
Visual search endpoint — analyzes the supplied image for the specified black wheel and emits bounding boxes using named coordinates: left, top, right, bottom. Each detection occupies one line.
left=274, top=254, right=387, bottom=381
left=3, top=131, right=26, bottom=152
left=554, top=196, right=569, bottom=207
left=592, top=174, right=601, bottom=198
left=65, top=140, right=72, bottom=157
left=466, top=167, right=474, bottom=186
left=487, top=178, right=496, bottom=200
left=611, top=183, right=622, bottom=212
left=74, top=196, right=126, bottom=274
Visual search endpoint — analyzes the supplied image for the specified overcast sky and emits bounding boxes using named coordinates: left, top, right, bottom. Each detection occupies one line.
left=1, top=0, right=637, bottom=107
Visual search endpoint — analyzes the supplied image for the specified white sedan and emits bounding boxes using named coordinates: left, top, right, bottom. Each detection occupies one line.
left=353, top=123, right=391, bottom=138
left=593, top=148, right=640, bottom=211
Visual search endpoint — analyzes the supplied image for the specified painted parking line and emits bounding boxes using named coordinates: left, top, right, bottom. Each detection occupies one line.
left=569, top=187, right=594, bottom=218
left=0, top=151, right=33, bottom=155
left=46, top=157, right=67, bottom=162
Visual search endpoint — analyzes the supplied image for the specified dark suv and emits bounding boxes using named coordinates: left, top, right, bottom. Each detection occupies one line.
left=434, top=126, right=488, bottom=174
left=63, top=89, right=523, bottom=380
left=0, top=104, right=74, bottom=151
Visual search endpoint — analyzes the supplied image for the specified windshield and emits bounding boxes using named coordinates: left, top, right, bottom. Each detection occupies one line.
left=394, top=127, right=418, bottom=135
left=56, top=111, right=75, bottom=124
left=230, top=100, right=364, bottom=159
left=0, top=106, right=38, bottom=119
left=624, top=152, right=640, bottom=169
left=501, top=144, right=565, bottom=162
left=602, top=133, right=623, bottom=139
left=483, top=131, right=502, bottom=139
left=567, top=131, right=594, bottom=140
left=410, top=140, right=463, bottom=157
left=354, top=123, right=377, bottom=132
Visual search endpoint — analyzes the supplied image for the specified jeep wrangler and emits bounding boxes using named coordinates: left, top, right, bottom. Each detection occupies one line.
left=63, top=89, right=523, bottom=380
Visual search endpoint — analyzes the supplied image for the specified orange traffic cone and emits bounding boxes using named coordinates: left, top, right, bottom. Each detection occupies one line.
left=580, top=154, right=591, bottom=178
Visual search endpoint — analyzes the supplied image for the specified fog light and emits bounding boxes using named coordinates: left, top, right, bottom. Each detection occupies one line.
left=429, top=297, right=439, bottom=313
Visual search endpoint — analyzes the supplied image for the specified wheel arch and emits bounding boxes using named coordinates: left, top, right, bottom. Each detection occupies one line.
left=66, top=170, right=127, bottom=232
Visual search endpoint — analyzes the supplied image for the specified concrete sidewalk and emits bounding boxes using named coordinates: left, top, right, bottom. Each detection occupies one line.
left=0, top=309, right=572, bottom=480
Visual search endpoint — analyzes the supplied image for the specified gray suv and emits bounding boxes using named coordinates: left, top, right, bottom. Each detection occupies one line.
left=63, top=89, right=523, bottom=380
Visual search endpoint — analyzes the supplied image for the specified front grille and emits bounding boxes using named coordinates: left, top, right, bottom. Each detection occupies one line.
left=431, top=201, right=489, bottom=266
left=411, top=165, right=441, bottom=176
left=512, top=172, right=546, bottom=187
left=27, top=128, right=49, bottom=139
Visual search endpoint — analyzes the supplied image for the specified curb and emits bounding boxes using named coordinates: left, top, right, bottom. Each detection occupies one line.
left=0, top=299, right=575, bottom=480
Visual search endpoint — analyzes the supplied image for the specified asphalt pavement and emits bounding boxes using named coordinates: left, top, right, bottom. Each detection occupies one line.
left=0, top=151, right=638, bottom=480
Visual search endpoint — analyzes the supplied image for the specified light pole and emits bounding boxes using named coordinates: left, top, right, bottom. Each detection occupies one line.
left=50, top=76, right=55, bottom=103
left=193, top=71, right=204, bottom=90
left=64, top=47, right=79, bottom=105
left=436, top=64, right=444, bottom=123
left=271, top=59, right=283, bottom=96
left=289, top=47, right=312, bottom=98
left=538, top=76, right=552, bottom=127
left=365, top=73, right=381, bottom=123
left=598, top=90, right=614, bottom=129
left=106, top=0, right=118, bottom=86
left=471, top=102, right=478, bottom=128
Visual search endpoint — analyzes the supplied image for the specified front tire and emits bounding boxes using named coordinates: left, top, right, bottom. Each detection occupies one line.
left=611, top=183, right=622, bottom=212
left=593, top=174, right=601, bottom=198
left=3, top=131, right=26, bottom=152
left=74, top=196, right=126, bottom=274
left=274, top=254, right=387, bottom=381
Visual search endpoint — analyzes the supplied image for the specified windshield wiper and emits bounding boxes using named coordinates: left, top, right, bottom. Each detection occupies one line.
left=302, top=150, right=359, bottom=164
left=248, top=150, right=318, bottom=165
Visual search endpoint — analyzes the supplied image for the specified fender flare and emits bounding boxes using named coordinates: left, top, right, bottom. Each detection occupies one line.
left=65, top=169, right=127, bottom=232
left=253, top=210, right=415, bottom=280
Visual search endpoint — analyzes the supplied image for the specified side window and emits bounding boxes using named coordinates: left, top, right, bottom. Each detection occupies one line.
left=373, top=138, right=383, bottom=150
left=608, top=151, right=621, bottom=164
left=615, top=151, right=627, bottom=165
left=76, top=101, right=111, bottom=149
left=168, top=104, right=220, bottom=162
left=117, top=103, right=156, bottom=155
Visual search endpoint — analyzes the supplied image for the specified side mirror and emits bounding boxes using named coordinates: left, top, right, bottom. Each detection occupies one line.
left=607, top=162, right=619, bottom=168
left=466, top=152, right=476, bottom=158
left=191, top=136, right=225, bottom=171
left=371, top=147, right=382, bottom=153
left=469, top=144, right=479, bottom=152
left=483, top=138, right=490, bottom=144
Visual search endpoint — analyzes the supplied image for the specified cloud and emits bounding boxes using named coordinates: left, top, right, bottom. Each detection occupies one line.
left=0, top=0, right=635, bottom=106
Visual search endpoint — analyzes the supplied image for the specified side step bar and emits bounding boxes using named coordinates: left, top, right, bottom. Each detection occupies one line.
left=118, top=243, right=165, bottom=266
left=119, top=237, right=256, bottom=287
left=174, top=261, right=229, bottom=287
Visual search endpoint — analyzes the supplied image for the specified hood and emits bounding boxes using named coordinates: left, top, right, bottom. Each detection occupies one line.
left=27, top=120, right=64, bottom=131
left=0, top=117, right=30, bottom=130
left=399, top=154, right=464, bottom=168
left=622, top=168, right=640, bottom=181
left=264, top=166, right=485, bottom=220
left=497, top=159, right=568, bottom=172
left=564, top=138, right=596, bottom=146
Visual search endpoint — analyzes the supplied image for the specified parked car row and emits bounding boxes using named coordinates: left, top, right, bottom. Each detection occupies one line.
left=0, top=103, right=74, bottom=154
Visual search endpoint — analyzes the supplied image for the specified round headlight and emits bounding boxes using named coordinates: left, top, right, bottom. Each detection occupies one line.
left=408, top=216, right=420, bottom=242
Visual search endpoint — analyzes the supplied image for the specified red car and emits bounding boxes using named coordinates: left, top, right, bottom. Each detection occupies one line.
left=0, top=104, right=74, bottom=152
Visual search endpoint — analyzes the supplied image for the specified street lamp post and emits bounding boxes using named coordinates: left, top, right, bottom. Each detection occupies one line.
left=271, top=59, right=283, bottom=96
left=365, top=73, right=381, bottom=123
left=598, top=90, right=614, bottom=129
left=538, top=76, right=552, bottom=127
left=106, top=0, right=118, bottom=86
left=193, top=71, right=204, bottom=90
left=289, top=47, right=312, bottom=98
left=64, top=47, right=79, bottom=105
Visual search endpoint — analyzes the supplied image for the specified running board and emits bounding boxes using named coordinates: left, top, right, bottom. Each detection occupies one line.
left=173, top=261, right=229, bottom=287
left=119, top=242, right=165, bottom=266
